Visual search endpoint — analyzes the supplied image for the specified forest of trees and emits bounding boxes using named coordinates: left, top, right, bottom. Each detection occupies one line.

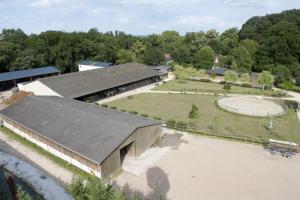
left=0, top=9, right=299, bottom=86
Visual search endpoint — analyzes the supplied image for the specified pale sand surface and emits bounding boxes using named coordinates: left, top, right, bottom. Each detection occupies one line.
left=217, top=96, right=285, bottom=117
left=114, top=130, right=300, bottom=200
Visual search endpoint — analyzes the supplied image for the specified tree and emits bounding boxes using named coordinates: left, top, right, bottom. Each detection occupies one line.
left=141, top=48, right=164, bottom=65
left=130, top=40, right=146, bottom=61
left=224, top=70, right=238, bottom=83
left=257, top=71, right=274, bottom=86
left=116, top=49, right=134, bottom=64
left=240, top=73, right=250, bottom=83
left=272, top=65, right=292, bottom=85
left=240, top=39, right=258, bottom=58
left=189, top=104, right=199, bottom=119
left=220, top=28, right=239, bottom=55
left=230, top=46, right=253, bottom=71
left=223, top=83, right=232, bottom=93
left=193, top=46, right=215, bottom=69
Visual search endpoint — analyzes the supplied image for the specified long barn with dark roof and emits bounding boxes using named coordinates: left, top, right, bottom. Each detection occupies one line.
left=20, top=63, right=159, bottom=101
left=0, top=96, right=161, bottom=179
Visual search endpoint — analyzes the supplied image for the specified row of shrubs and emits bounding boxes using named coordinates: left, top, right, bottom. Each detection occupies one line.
left=96, top=103, right=163, bottom=120
left=278, top=82, right=300, bottom=93
left=166, top=119, right=187, bottom=130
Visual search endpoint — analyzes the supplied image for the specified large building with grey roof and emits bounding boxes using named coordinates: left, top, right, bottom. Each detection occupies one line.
left=19, top=63, right=159, bottom=101
left=0, top=96, right=161, bottom=179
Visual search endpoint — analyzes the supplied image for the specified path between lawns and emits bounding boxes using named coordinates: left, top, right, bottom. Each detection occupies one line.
left=0, top=130, right=73, bottom=184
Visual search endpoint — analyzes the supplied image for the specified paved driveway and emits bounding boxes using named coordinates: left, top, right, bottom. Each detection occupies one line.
left=114, top=130, right=300, bottom=200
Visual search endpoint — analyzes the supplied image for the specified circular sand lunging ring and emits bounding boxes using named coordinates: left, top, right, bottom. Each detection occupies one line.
left=217, top=96, right=286, bottom=117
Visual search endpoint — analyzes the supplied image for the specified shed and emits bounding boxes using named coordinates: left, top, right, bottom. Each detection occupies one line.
left=78, top=60, right=113, bottom=71
left=0, top=96, right=161, bottom=179
left=0, top=66, right=59, bottom=90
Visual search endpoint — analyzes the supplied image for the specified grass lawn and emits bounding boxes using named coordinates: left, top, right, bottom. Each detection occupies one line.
left=154, top=80, right=277, bottom=96
left=107, top=93, right=300, bottom=143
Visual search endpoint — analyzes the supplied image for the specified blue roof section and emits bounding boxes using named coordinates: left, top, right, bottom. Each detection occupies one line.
left=79, top=60, right=113, bottom=67
left=0, top=66, right=59, bottom=82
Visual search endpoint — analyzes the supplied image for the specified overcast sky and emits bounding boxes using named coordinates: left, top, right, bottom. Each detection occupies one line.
left=0, top=0, right=300, bottom=35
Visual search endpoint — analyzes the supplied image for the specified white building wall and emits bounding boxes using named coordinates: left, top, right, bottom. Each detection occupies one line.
left=3, top=121, right=101, bottom=178
left=18, top=80, right=63, bottom=97
left=78, top=64, right=102, bottom=72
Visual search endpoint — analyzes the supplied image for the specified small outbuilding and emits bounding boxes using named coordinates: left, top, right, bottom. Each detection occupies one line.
left=78, top=60, right=113, bottom=71
left=0, top=66, right=59, bottom=91
left=0, top=96, right=161, bottom=179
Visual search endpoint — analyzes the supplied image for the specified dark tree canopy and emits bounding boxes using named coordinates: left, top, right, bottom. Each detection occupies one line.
left=0, top=9, right=300, bottom=85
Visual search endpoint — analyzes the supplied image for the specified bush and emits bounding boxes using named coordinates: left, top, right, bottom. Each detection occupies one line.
left=278, top=82, right=300, bottom=93
left=176, top=121, right=187, bottom=130
left=110, top=106, right=117, bottom=110
left=141, top=114, right=148, bottom=117
left=189, top=104, right=199, bottom=119
left=120, top=109, right=126, bottom=112
left=129, top=111, right=138, bottom=115
left=127, top=95, right=134, bottom=99
left=223, top=83, right=232, bottom=93
left=154, top=117, right=162, bottom=120
left=68, top=176, right=125, bottom=200
left=166, top=119, right=176, bottom=127
left=199, top=79, right=211, bottom=83
left=241, top=83, right=253, bottom=88
left=101, top=104, right=108, bottom=107
left=178, top=80, right=186, bottom=84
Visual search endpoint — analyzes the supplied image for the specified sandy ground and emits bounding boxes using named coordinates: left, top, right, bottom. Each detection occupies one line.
left=217, top=96, right=285, bottom=117
left=114, top=130, right=300, bottom=200
left=0, top=130, right=74, bottom=184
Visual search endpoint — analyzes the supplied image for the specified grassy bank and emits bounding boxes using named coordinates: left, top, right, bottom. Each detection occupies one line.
left=0, top=127, right=90, bottom=179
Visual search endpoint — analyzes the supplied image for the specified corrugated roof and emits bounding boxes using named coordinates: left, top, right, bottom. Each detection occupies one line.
left=0, top=96, right=160, bottom=164
left=38, top=63, right=159, bottom=99
left=79, top=60, right=113, bottom=67
left=0, top=66, right=59, bottom=82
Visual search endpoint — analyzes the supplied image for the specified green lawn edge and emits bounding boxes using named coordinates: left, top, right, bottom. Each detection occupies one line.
left=0, top=127, right=90, bottom=180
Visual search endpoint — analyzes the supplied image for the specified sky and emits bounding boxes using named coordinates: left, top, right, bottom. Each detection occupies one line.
left=0, top=0, right=300, bottom=35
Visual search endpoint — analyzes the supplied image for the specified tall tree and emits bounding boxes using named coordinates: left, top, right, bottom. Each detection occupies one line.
left=193, top=46, right=215, bottom=69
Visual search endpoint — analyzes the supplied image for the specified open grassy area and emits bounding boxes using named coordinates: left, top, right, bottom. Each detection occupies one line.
left=107, top=93, right=300, bottom=143
left=153, top=80, right=278, bottom=96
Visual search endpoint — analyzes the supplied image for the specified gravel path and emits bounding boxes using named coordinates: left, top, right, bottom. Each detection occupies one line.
left=0, top=130, right=73, bottom=184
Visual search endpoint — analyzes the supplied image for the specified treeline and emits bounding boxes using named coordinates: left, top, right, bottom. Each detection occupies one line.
left=0, top=9, right=299, bottom=86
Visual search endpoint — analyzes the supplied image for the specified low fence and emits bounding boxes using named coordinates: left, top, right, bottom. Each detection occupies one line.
left=163, top=122, right=267, bottom=145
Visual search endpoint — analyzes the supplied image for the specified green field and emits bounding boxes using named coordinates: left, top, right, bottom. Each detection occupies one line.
left=107, top=93, right=300, bottom=143
left=154, top=80, right=278, bottom=96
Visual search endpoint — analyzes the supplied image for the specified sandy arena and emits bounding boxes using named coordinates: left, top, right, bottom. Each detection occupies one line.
left=113, top=129, right=300, bottom=200
left=217, top=96, right=286, bottom=117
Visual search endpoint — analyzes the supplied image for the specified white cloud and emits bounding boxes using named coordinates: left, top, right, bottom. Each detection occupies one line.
left=175, top=15, right=226, bottom=28
left=30, top=0, right=78, bottom=8
left=223, top=0, right=280, bottom=8
left=116, top=17, right=129, bottom=23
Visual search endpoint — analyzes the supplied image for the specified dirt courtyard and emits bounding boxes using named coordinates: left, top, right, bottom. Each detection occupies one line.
left=113, top=130, right=300, bottom=200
